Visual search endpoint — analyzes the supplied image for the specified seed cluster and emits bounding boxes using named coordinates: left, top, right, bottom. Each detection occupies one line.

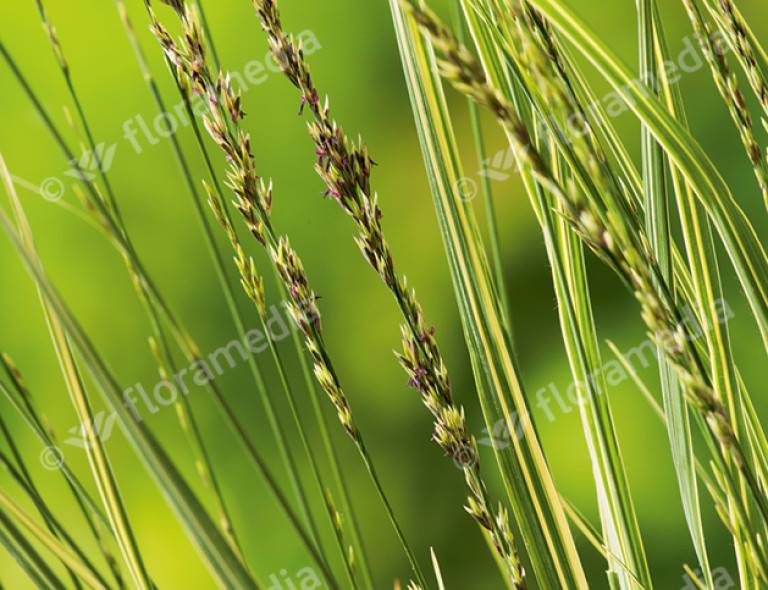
left=207, top=184, right=266, bottom=315
left=253, top=0, right=525, bottom=586
left=409, top=0, right=768, bottom=578
left=152, top=3, right=358, bottom=441
left=682, top=0, right=768, bottom=201
left=271, top=237, right=357, bottom=440
left=254, top=0, right=469, bottom=463
left=716, top=0, right=768, bottom=122
left=33, top=0, right=67, bottom=72
left=406, top=0, right=749, bottom=514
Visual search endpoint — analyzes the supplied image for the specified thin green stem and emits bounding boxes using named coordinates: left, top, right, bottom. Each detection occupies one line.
left=277, top=275, right=375, bottom=590
left=0, top=450, right=109, bottom=589
left=0, top=367, right=126, bottom=588
left=258, top=309, right=358, bottom=589
left=1, top=39, right=329, bottom=585
left=35, top=1, right=249, bottom=571
left=0, top=508, right=67, bottom=590
left=452, top=0, right=513, bottom=341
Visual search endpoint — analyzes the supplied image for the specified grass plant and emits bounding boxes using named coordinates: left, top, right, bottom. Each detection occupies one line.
left=1, top=0, right=768, bottom=588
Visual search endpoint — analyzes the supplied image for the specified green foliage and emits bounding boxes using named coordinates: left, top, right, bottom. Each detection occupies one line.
left=1, top=0, right=768, bottom=588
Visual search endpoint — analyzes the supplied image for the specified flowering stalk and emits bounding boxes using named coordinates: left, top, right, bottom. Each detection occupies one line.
left=152, top=6, right=358, bottom=445
left=681, top=0, right=768, bottom=206
left=711, top=0, right=768, bottom=123
left=207, top=186, right=363, bottom=587
left=250, top=0, right=526, bottom=586
left=151, top=4, right=426, bottom=586
left=33, top=0, right=254, bottom=568
left=405, top=0, right=768, bottom=574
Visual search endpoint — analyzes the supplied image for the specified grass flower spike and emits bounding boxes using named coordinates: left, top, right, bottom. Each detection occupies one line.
left=151, top=3, right=426, bottom=585
left=250, top=0, right=526, bottom=586
left=5, top=0, right=768, bottom=588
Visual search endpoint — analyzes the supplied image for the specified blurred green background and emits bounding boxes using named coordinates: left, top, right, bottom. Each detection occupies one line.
left=1, top=0, right=767, bottom=588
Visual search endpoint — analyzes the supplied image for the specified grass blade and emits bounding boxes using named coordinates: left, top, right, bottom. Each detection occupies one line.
left=637, top=2, right=707, bottom=587
left=524, top=0, right=768, bottom=355
left=389, top=3, right=588, bottom=587
left=0, top=178, right=258, bottom=588
left=0, top=489, right=106, bottom=590
left=1, top=155, right=153, bottom=590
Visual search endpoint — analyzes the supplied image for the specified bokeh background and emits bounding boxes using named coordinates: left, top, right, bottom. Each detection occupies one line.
left=1, top=0, right=767, bottom=588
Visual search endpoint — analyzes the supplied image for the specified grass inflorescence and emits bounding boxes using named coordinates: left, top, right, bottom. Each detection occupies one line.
left=1, top=0, right=768, bottom=588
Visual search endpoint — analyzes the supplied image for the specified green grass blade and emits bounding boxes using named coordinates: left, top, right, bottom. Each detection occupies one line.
left=0, top=448, right=110, bottom=589
left=0, top=187, right=258, bottom=588
left=2, top=156, right=153, bottom=590
left=389, top=3, right=587, bottom=587
left=525, top=0, right=768, bottom=354
left=561, top=499, right=648, bottom=589
left=0, top=507, right=67, bottom=590
left=451, top=2, right=514, bottom=342
left=637, top=2, right=709, bottom=587
left=550, top=198, right=651, bottom=589
left=457, top=5, right=650, bottom=585
left=0, top=358, right=127, bottom=589
left=0, top=489, right=106, bottom=590
left=0, top=419, right=110, bottom=590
